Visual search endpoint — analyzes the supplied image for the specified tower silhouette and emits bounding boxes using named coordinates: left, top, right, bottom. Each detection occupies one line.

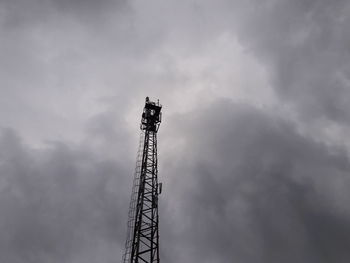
left=122, top=97, right=162, bottom=263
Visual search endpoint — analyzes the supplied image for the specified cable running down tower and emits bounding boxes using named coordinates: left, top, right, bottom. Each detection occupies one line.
left=122, top=97, right=162, bottom=263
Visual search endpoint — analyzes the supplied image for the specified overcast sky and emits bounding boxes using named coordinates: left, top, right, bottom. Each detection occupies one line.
left=0, top=0, right=350, bottom=262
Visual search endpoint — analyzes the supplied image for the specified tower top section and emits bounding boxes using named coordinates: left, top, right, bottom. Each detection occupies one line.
left=140, top=97, right=162, bottom=132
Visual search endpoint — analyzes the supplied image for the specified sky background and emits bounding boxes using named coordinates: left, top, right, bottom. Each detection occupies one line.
left=0, top=0, right=350, bottom=262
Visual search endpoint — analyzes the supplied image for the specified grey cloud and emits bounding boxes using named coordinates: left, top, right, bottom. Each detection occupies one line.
left=0, top=0, right=127, bottom=23
left=0, top=128, right=130, bottom=263
left=50, top=0, right=124, bottom=10
left=228, top=0, right=350, bottom=123
left=2, top=98, right=349, bottom=263
left=2, top=0, right=349, bottom=125
left=0, top=0, right=350, bottom=262
left=0, top=0, right=137, bottom=143
left=144, top=0, right=350, bottom=123
left=160, top=100, right=350, bottom=263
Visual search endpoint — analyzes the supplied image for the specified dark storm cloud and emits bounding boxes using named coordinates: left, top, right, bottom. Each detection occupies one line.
left=51, top=0, right=123, bottom=10
left=0, top=0, right=350, bottom=262
left=229, top=0, right=350, bottom=123
left=160, top=100, right=350, bottom=263
left=0, top=128, right=131, bottom=263
left=0, top=0, right=127, bottom=22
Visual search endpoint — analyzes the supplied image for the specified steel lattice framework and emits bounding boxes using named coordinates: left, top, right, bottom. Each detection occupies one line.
left=122, top=97, right=162, bottom=263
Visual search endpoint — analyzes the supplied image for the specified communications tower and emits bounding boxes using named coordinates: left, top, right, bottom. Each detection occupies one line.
left=122, top=97, right=162, bottom=263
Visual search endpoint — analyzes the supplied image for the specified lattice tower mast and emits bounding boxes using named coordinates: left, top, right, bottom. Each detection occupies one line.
left=122, top=97, right=162, bottom=263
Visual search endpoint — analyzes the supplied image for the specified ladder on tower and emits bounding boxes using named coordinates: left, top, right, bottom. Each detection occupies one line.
left=122, top=131, right=145, bottom=263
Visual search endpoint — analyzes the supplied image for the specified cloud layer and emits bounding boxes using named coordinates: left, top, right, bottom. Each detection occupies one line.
left=161, top=101, right=350, bottom=262
left=0, top=0, right=350, bottom=262
left=0, top=128, right=132, bottom=262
